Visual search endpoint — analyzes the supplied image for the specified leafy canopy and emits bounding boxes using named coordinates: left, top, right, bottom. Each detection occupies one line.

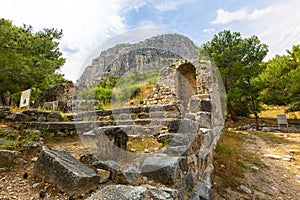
left=201, top=30, right=268, bottom=118
left=258, top=45, right=300, bottom=111
left=0, top=18, right=66, bottom=103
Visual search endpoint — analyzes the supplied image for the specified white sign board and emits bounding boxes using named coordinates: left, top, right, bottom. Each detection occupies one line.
left=277, top=114, right=288, bottom=128
left=20, top=89, right=31, bottom=108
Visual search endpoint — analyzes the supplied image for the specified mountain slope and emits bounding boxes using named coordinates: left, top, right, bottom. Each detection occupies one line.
left=78, top=34, right=199, bottom=85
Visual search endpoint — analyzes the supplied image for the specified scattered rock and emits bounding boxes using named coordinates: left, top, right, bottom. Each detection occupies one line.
left=79, top=153, right=98, bottom=166
left=96, top=169, right=110, bottom=184
left=282, top=155, right=296, bottom=161
left=39, top=190, right=46, bottom=198
left=33, top=149, right=100, bottom=196
left=32, top=182, right=41, bottom=189
left=263, top=154, right=282, bottom=159
left=250, top=165, right=259, bottom=171
left=23, top=172, right=29, bottom=179
left=31, top=157, right=38, bottom=162
left=238, top=185, right=252, bottom=194
left=285, top=149, right=300, bottom=154
left=93, top=160, right=120, bottom=180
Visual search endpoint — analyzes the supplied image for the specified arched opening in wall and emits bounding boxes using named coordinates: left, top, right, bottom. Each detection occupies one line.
left=176, top=63, right=197, bottom=113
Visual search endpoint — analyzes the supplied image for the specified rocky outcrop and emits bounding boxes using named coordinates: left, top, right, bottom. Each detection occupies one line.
left=78, top=34, right=199, bottom=85
left=33, top=149, right=100, bottom=196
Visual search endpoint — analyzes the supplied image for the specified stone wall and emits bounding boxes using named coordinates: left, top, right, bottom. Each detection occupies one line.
left=84, top=59, right=225, bottom=199
left=144, top=59, right=206, bottom=113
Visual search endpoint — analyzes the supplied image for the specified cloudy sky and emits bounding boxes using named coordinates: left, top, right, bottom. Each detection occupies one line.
left=1, top=0, right=300, bottom=81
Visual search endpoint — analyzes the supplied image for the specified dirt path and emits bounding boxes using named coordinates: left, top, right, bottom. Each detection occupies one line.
left=211, top=130, right=300, bottom=200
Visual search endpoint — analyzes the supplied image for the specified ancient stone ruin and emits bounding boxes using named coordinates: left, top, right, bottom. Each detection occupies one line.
left=0, top=59, right=225, bottom=199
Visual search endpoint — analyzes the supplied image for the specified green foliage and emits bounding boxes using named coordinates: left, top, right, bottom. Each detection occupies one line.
left=258, top=45, right=300, bottom=111
left=0, top=18, right=66, bottom=105
left=201, top=30, right=268, bottom=118
left=83, top=70, right=160, bottom=109
left=0, top=129, right=39, bottom=149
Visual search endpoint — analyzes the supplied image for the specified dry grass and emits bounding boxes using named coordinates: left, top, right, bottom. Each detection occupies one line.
left=258, top=105, right=300, bottom=119
left=213, top=131, right=246, bottom=186
left=213, top=131, right=266, bottom=187
left=130, top=83, right=156, bottom=105
left=127, top=137, right=162, bottom=153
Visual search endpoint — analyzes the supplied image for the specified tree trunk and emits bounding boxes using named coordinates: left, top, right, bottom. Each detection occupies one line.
left=224, top=75, right=237, bottom=121
left=0, top=93, right=7, bottom=106
left=227, top=100, right=237, bottom=121
left=247, top=77, right=259, bottom=130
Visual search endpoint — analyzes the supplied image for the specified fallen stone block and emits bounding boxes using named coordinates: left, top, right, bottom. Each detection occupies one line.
left=94, top=126, right=129, bottom=161
left=93, top=160, right=140, bottom=185
left=86, top=185, right=146, bottom=200
left=86, top=184, right=176, bottom=200
left=141, top=156, right=185, bottom=185
left=93, top=160, right=120, bottom=180
left=116, top=163, right=140, bottom=185
left=33, top=149, right=99, bottom=196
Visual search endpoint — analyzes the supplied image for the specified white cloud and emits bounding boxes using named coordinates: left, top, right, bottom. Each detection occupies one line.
left=211, top=8, right=249, bottom=25
left=0, top=0, right=128, bottom=81
left=154, top=0, right=196, bottom=12
left=203, top=28, right=215, bottom=34
left=155, top=1, right=181, bottom=12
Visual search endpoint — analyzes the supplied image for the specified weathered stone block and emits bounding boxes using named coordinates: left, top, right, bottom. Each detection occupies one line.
left=0, top=150, right=26, bottom=169
left=189, top=98, right=212, bottom=113
left=33, top=149, right=99, bottom=196
left=141, top=156, right=183, bottom=185
left=5, top=112, right=33, bottom=122
left=196, top=112, right=211, bottom=129
left=161, top=146, right=189, bottom=156
left=94, top=126, right=129, bottom=161
left=86, top=185, right=146, bottom=200
left=158, top=133, right=191, bottom=147
left=150, top=112, right=165, bottom=119
left=116, top=163, right=140, bottom=185
left=46, top=112, right=63, bottom=122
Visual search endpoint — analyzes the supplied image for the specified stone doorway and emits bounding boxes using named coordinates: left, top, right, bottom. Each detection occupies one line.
left=175, top=63, right=197, bottom=113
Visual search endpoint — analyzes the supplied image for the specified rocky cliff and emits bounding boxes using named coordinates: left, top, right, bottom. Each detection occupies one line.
left=78, top=34, right=199, bottom=85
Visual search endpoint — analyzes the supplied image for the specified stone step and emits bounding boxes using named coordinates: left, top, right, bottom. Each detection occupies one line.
left=23, top=118, right=188, bottom=135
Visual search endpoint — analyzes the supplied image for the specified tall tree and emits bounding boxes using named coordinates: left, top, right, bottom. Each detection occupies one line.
left=259, top=45, right=300, bottom=111
left=0, top=18, right=66, bottom=105
left=201, top=30, right=268, bottom=122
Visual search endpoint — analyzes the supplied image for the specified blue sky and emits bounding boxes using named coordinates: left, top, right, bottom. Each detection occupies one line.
left=1, top=0, right=300, bottom=81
